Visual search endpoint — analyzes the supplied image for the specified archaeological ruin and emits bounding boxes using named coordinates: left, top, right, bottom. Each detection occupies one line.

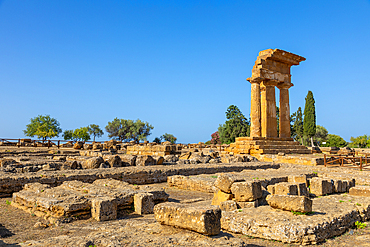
left=1, top=49, right=370, bottom=246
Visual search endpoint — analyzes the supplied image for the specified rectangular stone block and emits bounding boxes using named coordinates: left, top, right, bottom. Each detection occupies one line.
left=296, top=182, right=309, bottom=196
left=274, top=182, right=298, bottom=196
left=211, top=190, right=233, bottom=206
left=213, top=174, right=243, bottom=193
left=231, top=181, right=262, bottom=202
left=288, top=175, right=308, bottom=186
left=266, top=195, right=312, bottom=213
left=237, top=200, right=258, bottom=209
left=349, top=186, right=370, bottom=197
left=91, top=197, right=117, bottom=221
left=219, top=200, right=238, bottom=211
left=154, top=202, right=221, bottom=235
left=134, top=192, right=154, bottom=215
left=310, top=178, right=333, bottom=196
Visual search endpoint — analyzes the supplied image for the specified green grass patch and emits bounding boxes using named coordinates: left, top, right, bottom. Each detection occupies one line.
left=355, top=221, right=367, bottom=229
left=210, top=175, right=218, bottom=178
left=5, top=200, right=11, bottom=205
left=291, top=211, right=315, bottom=215
left=339, top=200, right=345, bottom=203
left=356, top=203, right=362, bottom=206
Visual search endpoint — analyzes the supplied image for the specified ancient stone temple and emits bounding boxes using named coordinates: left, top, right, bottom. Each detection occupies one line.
left=230, top=49, right=311, bottom=155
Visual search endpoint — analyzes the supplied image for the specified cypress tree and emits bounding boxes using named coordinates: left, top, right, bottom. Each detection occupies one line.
left=303, top=91, right=316, bottom=146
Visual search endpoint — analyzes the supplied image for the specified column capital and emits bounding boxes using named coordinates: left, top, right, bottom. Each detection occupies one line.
left=260, top=80, right=279, bottom=90
left=247, top=77, right=263, bottom=84
left=277, top=82, right=294, bottom=89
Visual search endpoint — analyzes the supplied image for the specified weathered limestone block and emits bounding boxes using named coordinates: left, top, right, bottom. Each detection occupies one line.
left=211, top=190, right=233, bottom=206
left=237, top=200, right=258, bottom=209
left=288, top=175, right=308, bottom=186
left=164, top=155, right=178, bottom=163
left=231, top=181, right=262, bottom=202
left=179, top=152, right=191, bottom=160
left=82, top=157, right=104, bottom=169
left=266, top=195, right=312, bottom=213
left=154, top=202, right=221, bottom=235
left=136, top=155, right=156, bottom=166
left=133, top=185, right=169, bottom=202
left=118, top=154, right=136, bottom=166
left=61, top=160, right=77, bottom=170
left=310, top=178, right=333, bottom=196
left=220, top=200, right=238, bottom=211
left=214, top=174, right=243, bottom=193
left=134, top=192, right=154, bottom=215
left=73, top=141, right=84, bottom=149
left=92, top=178, right=130, bottom=189
left=152, top=156, right=164, bottom=165
left=274, top=182, right=298, bottom=196
left=349, top=186, right=370, bottom=197
left=296, top=182, right=309, bottom=196
left=91, top=197, right=117, bottom=221
left=105, top=155, right=122, bottom=167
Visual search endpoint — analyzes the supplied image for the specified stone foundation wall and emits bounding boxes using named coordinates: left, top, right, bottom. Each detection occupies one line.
left=0, top=162, right=279, bottom=197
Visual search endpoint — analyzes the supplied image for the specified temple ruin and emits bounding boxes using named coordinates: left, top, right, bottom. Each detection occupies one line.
left=229, top=49, right=311, bottom=155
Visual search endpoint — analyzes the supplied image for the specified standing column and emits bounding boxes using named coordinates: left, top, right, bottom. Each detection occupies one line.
left=248, top=79, right=261, bottom=137
left=278, top=83, right=293, bottom=138
left=261, top=80, right=278, bottom=138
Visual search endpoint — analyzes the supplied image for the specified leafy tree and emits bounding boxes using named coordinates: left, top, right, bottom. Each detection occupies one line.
left=63, top=127, right=90, bottom=141
left=349, top=135, right=370, bottom=148
left=24, top=115, right=62, bottom=141
left=210, top=131, right=221, bottom=145
left=291, top=107, right=304, bottom=144
left=87, top=124, right=104, bottom=142
left=322, top=134, right=347, bottom=147
left=73, top=127, right=90, bottom=141
left=62, top=130, right=73, bottom=140
left=161, top=133, right=177, bottom=144
left=313, top=125, right=328, bottom=147
left=153, top=137, right=161, bottom=144
left=105, top=118, right=153, bottom=142
left=218, top=105, right=250, bottom=144
left=303, top=91, right=316, bottom=147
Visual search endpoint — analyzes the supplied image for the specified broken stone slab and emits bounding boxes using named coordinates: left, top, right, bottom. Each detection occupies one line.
left=213, top=173, right=244, bottom=193
left=349, top=186, right=370, bottom=197
left=211, top=190, right=233, bottom=206
left=219, top=200, right=238, bottom=211
left=91, top=197, right=117, bottom=221
left=154, top=202, right=221, bottom=235
left=134, top=192, right=154, bottom=215
left=230, top=181, right=262, bottom=202
left=266, top=195, right=312, bottom=213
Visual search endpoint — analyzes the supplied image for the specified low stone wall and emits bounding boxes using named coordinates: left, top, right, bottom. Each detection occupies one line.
left=0, top=162, right=279, bottom=197
left=253, top=154, right=324, bottom=166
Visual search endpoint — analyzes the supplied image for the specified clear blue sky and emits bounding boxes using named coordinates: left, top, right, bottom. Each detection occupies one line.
left=1, top=0, right=369, bottom=143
